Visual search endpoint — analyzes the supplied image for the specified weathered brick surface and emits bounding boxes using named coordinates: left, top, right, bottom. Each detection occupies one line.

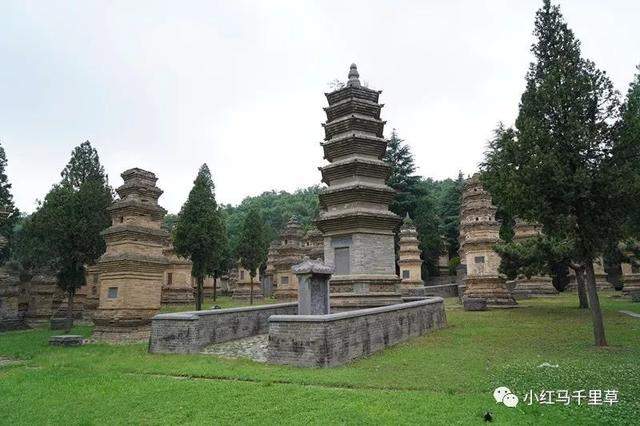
left=423, top=283, right=459, bottom=298
left=267, top=298, right=446, bottom=367
left=148, top=302, right=297, bottom=354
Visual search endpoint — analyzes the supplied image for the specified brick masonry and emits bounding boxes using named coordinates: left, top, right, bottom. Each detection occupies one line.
left=423, top=283, right=460, bottom=298
left=267, top=297, right=446, bottom=367
left=148, top=302, right=297, bottom=354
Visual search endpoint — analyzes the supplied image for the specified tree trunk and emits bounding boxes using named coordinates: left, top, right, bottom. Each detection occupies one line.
left=213, top=275, right=217, bottom=302
left=65, top=290, right=74, bottom=334
left=196, top=276, right=203, bottom=311
left=584, top=260, right=608, bottom=347
left=575, top=267, right=589, bottom=309
left=250, top=275, right=254, bottom=306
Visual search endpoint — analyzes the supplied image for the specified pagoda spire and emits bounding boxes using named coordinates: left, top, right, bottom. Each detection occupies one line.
left=347, top=63, right=360, bottom=87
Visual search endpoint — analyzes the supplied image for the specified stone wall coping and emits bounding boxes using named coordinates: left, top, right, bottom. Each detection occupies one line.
left=425, top=283, right=459, bottom=289
left=152, top=302, right=298, bottom=321
left=269, top=297, right=444, bottom=323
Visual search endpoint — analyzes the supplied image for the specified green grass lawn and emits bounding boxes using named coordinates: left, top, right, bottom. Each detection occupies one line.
left=1, top=294, right=638, bottom=425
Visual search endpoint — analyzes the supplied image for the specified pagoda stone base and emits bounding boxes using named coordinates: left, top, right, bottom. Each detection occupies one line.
left=232, top=284, right=264, bottom=300
left=92, top=309, right=158, bottom=342
left=400, top=282, right=426, bottom=297
left=513, top=276, right=558, bottom=296
left=463, top=275, right=517, bottom=307
left=565, top=276, right=613, bottom=292
left=329, top=276, right=402, bottom=311
left=622, top=274, right=640, bottom=296
left=161, top=288, right=195, bottom=305
left=273, top=288, right=298, bottom=301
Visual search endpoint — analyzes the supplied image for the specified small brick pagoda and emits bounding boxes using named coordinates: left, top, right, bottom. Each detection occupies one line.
left=161, top=245, right=195, bottom=305
left=304, top=226, right=324, bottom=260
left=459, top=174, right=516, bottom=306
left=316, top=64, right=402, bottom=310
left=231, top=263, right=262, bottom=300
left=273, top=217, right=306, bottom=300
left=511, top=219, right=557, bottom=296
left=397, top=214, right=425, bottom=296
left=92, top=168, right=170, bottom=341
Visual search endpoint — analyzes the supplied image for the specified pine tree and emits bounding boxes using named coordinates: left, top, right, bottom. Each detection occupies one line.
left=481, top=0, right=625, bottom=346
left=383, top=129, right=420, bottom=217
left=237, top=208, right=267, bottom=305
left=61, top=141, right=109, bottom=191
left=0, top=143, right=19, bottom=264
left=174, top=164, right=227, bottom=310
left=19, top=141, right=112, bottom=331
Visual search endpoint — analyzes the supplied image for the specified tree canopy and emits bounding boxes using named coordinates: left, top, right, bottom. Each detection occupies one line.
left=480, top=0, right=638, bottom=346
left=173, top=164, right=228, bottom=310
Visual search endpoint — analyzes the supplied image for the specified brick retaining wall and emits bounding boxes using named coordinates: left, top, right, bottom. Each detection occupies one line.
left=148, top=302, right=297, bottom=354
left=423, top=283, right=460, bottom=298
left=267, top=297, right=446, bottom=367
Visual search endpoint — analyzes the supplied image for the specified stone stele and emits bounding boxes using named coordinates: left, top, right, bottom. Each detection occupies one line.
left=293, top=257, right=333, bottom=315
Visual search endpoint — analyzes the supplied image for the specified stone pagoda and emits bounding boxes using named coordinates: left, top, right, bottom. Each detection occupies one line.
left=437, top=240, right=450, bottom=277
left=92, top=168, right=169, bottom=341
left=397, top=214, right=425, bottom=296
left=161, top=245, right=195, bottom=305
left=304, top=226, right=324, bottom=260
left=459, top=174, right=516, bottom=306
left=621, top=257, right=640, bottom=296
left=263, top=241, right=279, bottom=296
left=316, top=64, right=402, bottom=310
left=231, top=263, right=262, bottom=300
left=273, top=216, right=306, bottom=300
left=511, top=219, right=557, bottom=296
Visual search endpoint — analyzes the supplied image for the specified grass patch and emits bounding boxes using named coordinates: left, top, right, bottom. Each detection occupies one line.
left=1, top=294, right=638, bottom=424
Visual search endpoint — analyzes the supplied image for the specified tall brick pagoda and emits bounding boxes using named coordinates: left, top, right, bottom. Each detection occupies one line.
left=398, top=214, right=425, bottom=296
left=459, top=174, right=516, bottom=306
left=316, top=64, right=402, bottom=310
left=93, top=168, right=169, bottom=341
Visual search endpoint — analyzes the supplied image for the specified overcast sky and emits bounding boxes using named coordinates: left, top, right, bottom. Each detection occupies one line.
left=1, top=0, right=638, bottom=214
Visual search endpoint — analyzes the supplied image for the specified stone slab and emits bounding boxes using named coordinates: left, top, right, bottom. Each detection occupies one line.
left=463, top=297, right=487, bottom=311
left=49, top=335, right=84, bottom=347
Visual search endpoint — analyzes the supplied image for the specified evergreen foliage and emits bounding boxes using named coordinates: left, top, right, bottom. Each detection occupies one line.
left=237, top=207, right=267, bottom=305
left=15, top=141, right=112, bottom=330
left=480, top=0, right=636, bottom=346
left=173, top=164, right=228, bottom=310
left=0, top=143, right=19, bottom=264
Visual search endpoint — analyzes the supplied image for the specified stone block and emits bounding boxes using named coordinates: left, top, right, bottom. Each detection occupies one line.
left=463, top=297, right=487, bottom=311
left=49, top=335, right=84, bottom=347
left=631, top=292, right=640, bottom=303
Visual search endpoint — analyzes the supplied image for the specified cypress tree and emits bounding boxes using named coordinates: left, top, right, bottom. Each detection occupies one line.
left=0, top=143, right=19, bottom=264
left=481, top=0, right=625, bottom=346
left=237, top=208, right=267, bottom=305
left=174, top=164, right=227, bottom=310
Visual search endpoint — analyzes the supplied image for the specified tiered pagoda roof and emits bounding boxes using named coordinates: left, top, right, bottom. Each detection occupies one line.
left=99, top=168, right=169, bottom=265
left=316, top=64, right=400, bottom=235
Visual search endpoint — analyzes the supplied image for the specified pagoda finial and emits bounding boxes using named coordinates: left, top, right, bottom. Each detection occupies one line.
left=347, top=63, right=360, bottom=87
